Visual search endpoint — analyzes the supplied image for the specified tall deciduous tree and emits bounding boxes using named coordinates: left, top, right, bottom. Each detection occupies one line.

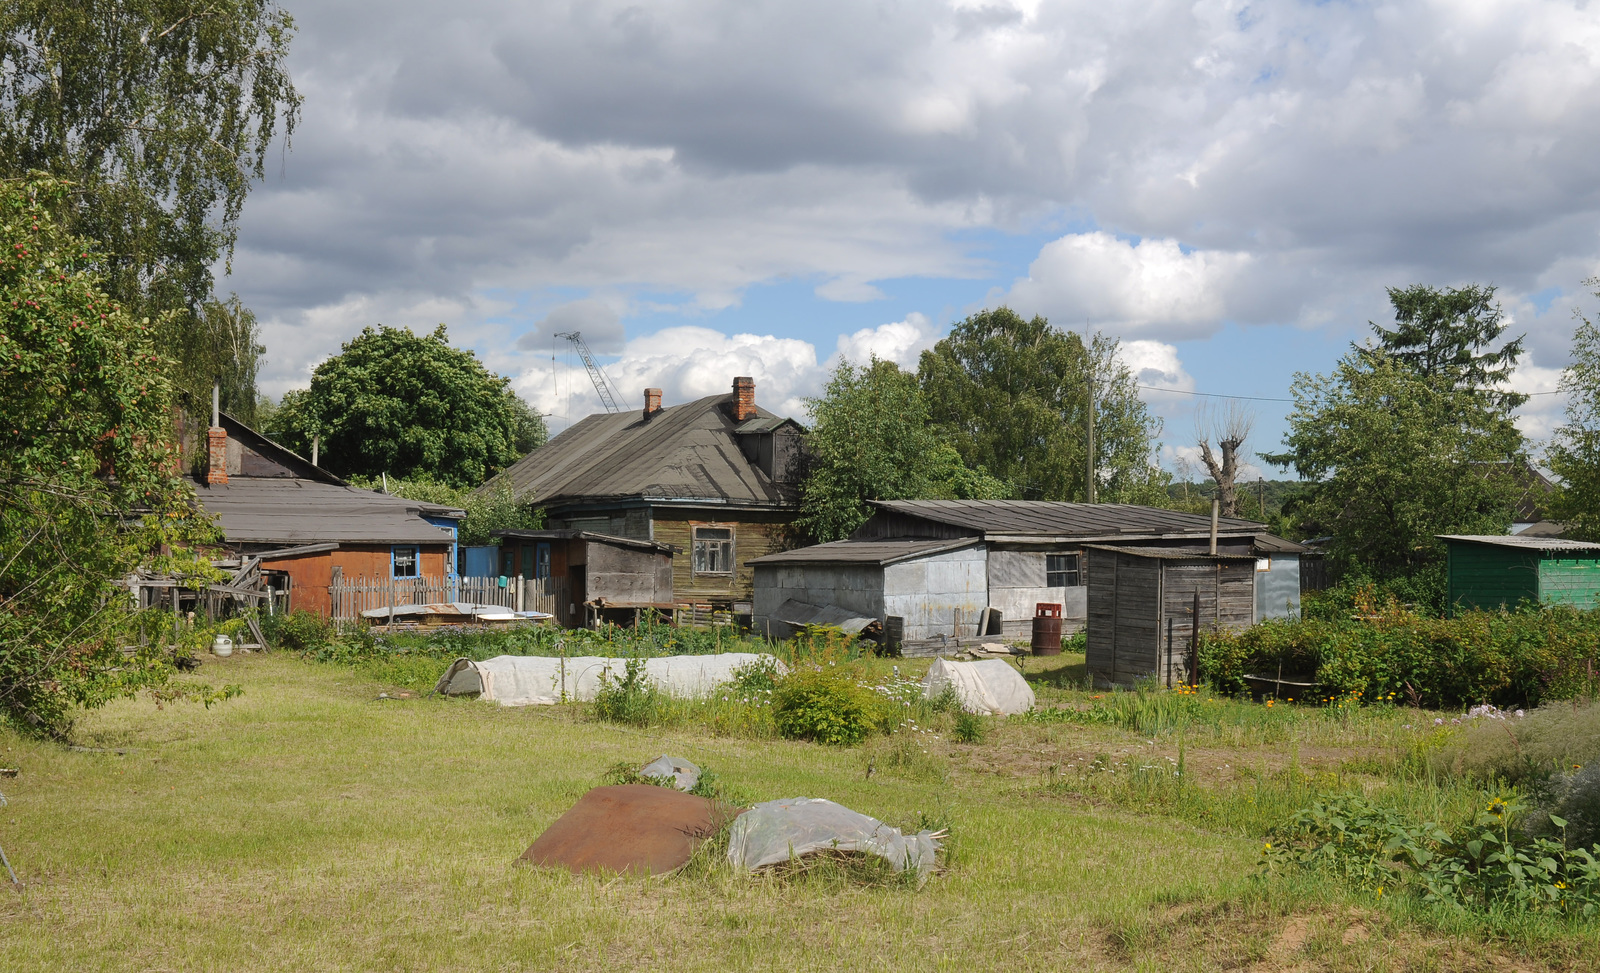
left=1549, top=281, right=1600, bottom=540
left=264, top=325, right=545, bottom=489
left=799, top=357, right=1006, bottom=542
left=1372, top=284, right=1526, bottom=410
left=1265, top=350, right=1524, bottom=589
left=917, top=308, right=1167, bottom=503
left=1196, top=401, right=1255, bottom=518
left=0, top=177, right=218, bottom=735
left=0, top=1, right=301, bottom=413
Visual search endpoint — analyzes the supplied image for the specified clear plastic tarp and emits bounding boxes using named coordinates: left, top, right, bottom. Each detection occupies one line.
left=725, top=797, right=941, bottom=875
left=640, top=755, right=701, bottom=791
left=434, top=653, right=784, bottom=706
left=920, top=657, right=1035, bottom=715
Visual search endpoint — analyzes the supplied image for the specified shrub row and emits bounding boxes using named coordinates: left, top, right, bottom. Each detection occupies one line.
left=1201, top=606, right=1600, bottom=708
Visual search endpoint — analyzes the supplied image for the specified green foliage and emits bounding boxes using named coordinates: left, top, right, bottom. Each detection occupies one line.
left=1265, top=350, right=1523, bottom=583
left=592, top=657, right=665, bottom=726
left=1371, top=283, right=1526, bottom=410
left=0, top=177, right=221, bottom=736
left=1426, top=700, right=1600, bottom=786
left=798, top=356, right=1006, bottom=541
left=951, top=709, right=985, bottom=744
left=1550, top=289, right=1600, bottom=541
left=263, top=325, right=544, bottom=489
left=0, top=2, right=301, bottom=312
left=1201, top=605, right=1600, bottom=708
left=1266, top=794, right=1600, bottom=917
left=773, top=663, right=887, bottom=745
left=457, top=476, right=543, bottom=547
left=917, top=309, right=1167, bottom=503
left=162, top=295, right=266, bottom=425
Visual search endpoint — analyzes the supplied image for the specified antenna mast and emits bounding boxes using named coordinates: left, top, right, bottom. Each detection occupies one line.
left=553, top=331, right=622, bottom=414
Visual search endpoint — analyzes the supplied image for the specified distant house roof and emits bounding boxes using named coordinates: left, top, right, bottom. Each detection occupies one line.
left=191, top=477, right=461, bottom=547
left=493, top=528, right=679, bottom=555
left=749, top=537, right=982, bottom=567
left=1437, top=534, right=1600, bottom=552
left=862, top=499, right=1271, bottom=542
left=493, top=391, right=800, bottom=508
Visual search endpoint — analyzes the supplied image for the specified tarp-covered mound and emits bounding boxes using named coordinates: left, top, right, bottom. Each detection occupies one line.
left=434, top=653, right=784, bottom=706
left=920, top=657, right=1034, bottom=716
left=726, top=797, right=941, bottom=875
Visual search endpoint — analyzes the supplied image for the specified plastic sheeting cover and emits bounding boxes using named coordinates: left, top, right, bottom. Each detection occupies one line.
left=640, top=755, right=700, bottom=791
left=726, top=797, right=940, bottom=875
left=434, top=653, right=785, bottom=707
left=920, top=657, right=1035, bottom=716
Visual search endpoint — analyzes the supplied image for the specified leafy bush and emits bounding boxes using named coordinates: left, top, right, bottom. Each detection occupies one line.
left=1266, top=794, right=1600, bottom=917
left=1202, top=604, right=1600, bottom=707
left=262, top=611, right=334, bottom=654
left=592, top=657, right=663, bottom=726
left=951, top=710, right=985, bottom=744
left=773, top=664, right=886, bottom=745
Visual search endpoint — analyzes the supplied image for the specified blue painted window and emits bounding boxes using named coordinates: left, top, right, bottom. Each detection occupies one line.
left=535, top=543, right=551, bottom=580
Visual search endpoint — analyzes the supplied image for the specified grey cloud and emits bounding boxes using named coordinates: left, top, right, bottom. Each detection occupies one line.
left=517, top=299, right=624, bottom=353
left=225, top=0, right=1600, bottom=393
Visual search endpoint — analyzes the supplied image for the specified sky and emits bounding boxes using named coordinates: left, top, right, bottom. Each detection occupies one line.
left=228, top=0, right=1600, bottom=481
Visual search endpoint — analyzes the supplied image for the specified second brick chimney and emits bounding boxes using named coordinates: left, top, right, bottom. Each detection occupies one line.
left=206, top=383, right=228, bottom=485
left=643, top=387, right=663, bottom=419
left=732, top=376, right=756, bottom=422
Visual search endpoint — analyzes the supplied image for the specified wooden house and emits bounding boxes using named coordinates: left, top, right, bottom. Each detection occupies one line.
left=493, top=378, right=804, bottom=616
left=492, top=529, right=678, bottom=627
left=1085, top=546, right=1259, bottom=689
left=1440, top=534, right=1600, bottom=613
left=179, top=412, right=464, bottom=617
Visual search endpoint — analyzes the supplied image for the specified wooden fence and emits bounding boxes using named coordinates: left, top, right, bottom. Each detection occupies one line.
left=328, top=574, right=570, bottom=621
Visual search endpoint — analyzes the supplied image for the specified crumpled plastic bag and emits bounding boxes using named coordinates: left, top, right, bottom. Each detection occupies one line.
left=640, top=755, right=700, bottom=791
left=726, top=797, right=940, bottom=875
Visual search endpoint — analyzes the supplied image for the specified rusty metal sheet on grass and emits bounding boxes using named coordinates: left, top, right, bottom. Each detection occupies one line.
left=519, top=784, right=740, bottom=876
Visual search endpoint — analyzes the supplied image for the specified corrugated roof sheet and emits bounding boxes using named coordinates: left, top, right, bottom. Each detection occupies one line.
left=493, top=393, right=796, bottom=507
left=1438, top=534, right=1600, bottom=552
left=867, top=499, right=1265, bottom=538
left=190, top=477, right=460, bottom=546
left=749, top=538, right=981, bottom=566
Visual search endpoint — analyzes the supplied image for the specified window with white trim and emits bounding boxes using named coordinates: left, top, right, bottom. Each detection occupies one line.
left=392, top=546, right=420, bottom=578
left=692, top=526, right=734, bottom=575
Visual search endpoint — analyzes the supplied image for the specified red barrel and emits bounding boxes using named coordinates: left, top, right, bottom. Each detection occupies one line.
left=1031, top=602, right=1063, bottom=656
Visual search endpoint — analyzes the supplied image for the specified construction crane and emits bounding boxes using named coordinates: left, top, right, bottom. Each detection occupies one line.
left=553, top=331, right=623, bottom=414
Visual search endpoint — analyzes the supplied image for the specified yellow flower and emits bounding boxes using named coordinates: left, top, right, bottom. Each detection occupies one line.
left=1376, top=887, right=1384, bottom=896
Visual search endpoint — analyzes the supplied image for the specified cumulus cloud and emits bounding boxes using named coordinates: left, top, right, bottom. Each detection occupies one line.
left=1006, top=233, right=1252, bottom=337
left=833, top=313, right=942, bottom=371
left=227, top=0, right=1600, bottom=402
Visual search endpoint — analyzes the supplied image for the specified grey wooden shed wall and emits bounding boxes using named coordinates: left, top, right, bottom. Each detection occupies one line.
left=1087, top=548, right=1257, bottom=689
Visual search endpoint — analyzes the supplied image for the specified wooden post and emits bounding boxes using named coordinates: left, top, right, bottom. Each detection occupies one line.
left=1086, top=373, right=1096, bottom=504
left=1209, top=500, right=1219, bottom=555
left=1191, top=589, right=1200, bottom=687
left=331, top=565, right=343, bottom=620
left=1165, top=616, right=1173, bottom=689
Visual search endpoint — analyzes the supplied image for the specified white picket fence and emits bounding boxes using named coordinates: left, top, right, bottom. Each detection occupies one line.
left=328, top=575, right=570, bottom=621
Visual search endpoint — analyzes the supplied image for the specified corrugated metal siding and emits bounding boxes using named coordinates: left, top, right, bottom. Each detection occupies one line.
left=1447, top=542, right=1539, bottom=612
left=1537, top=553, right=1600, bottom=608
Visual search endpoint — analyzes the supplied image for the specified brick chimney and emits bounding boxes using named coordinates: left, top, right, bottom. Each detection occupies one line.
left=643, top=387, right=663, bottom=419
left=732, top=376, right=756, bottom=422
left=206, top=384, right=228, bottom=485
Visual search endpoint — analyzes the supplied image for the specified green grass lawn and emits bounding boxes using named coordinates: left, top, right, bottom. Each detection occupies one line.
left=0, top=650, right=1595, bottom=971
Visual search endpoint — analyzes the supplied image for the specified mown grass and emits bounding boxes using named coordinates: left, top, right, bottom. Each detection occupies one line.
left=0, top=648, right=1596, bottom=970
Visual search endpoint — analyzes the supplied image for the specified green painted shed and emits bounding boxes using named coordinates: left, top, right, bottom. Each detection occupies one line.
left=1439, top=534, right=1600, bottom=613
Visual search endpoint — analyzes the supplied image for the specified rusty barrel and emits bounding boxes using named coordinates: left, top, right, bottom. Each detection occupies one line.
left=1031, top=602, right=1063, bottom=656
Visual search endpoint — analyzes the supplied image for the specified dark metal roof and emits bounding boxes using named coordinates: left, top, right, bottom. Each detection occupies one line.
left=492, top=392, right=798, bottom=508
left=865, top=499, right=1266, bottom=539
left=1251, top=534, right=1309, bottom=554
left=493, top=528, right=679, bottom=555
left=749, top=537, right=982, bottom=567
left=1438, top=534, right=1600, bottom=552
left=190, top=477, right=460, bottom=546
left=217, top=411, right=346, bottom=485
left=1085, top=544, right=1259, bottom=561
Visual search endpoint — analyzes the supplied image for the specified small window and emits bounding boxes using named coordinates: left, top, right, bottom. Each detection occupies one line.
left=1256, top=558, right=1272, bottom=573
left=535, top=543, right=552, bottom=580
left=692, top=526, right=734, bottom=575
left=393, top=546, right=420, bottom=578
left=1046, top=553, right=1080, bottom=587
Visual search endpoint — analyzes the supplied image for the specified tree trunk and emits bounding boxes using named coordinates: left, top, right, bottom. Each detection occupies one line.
left=1198, top=436, right=1244, bottom=518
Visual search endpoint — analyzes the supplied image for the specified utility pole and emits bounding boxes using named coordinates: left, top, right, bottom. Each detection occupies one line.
left=1085, top=373, right=1096, bottom=503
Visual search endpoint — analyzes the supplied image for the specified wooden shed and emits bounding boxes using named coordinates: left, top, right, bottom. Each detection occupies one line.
left=1440, top=534, right=1600, bottom=613
left=1085, top=546, right=1259, bottom=689
left=493, top=529, right=678, bottom=628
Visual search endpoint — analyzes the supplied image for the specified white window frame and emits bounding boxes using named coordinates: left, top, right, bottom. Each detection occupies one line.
left=691, top=524, right=735, bottom=576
